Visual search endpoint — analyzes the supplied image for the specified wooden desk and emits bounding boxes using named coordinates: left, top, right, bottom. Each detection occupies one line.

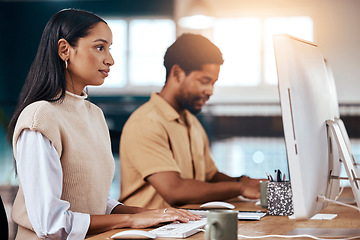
left=87, top=188, right=360, bottom=240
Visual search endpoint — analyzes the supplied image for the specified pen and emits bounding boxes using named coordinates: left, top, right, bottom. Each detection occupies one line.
left=277, top=169, right=282, bottom=182
left=266, top=172, right=273, bottom=181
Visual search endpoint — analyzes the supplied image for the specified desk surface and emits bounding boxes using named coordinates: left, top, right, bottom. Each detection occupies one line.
left=87, top=188, right=360, bottom=240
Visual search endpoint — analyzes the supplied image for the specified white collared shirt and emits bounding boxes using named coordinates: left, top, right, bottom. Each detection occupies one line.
left=16, top=129, right=120, bottom=239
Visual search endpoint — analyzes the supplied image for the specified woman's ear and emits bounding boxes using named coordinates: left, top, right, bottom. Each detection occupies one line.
left=58, top=39, right=70, bottom=61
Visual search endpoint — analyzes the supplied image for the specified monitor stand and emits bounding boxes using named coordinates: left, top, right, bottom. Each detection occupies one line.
left=287, top=122, right=360, bottom=238
left=326, top=119, right=360, bottom=207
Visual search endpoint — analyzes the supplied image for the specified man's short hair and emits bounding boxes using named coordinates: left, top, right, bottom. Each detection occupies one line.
left=163, top=33, right=224, bottom=81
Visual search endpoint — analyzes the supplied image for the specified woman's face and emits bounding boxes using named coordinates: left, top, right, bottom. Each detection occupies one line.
left=66, top=21, right=114, bottom=95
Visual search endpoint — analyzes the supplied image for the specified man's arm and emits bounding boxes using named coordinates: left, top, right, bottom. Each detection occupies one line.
left=209, top=172, right=265, bottom=187
left=209, top=171, right=237, bottom=182
left=146, top=171, right=261, bottom=206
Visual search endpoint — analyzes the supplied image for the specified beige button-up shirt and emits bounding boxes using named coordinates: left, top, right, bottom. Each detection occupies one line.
left=119, top=93, right=218, bottom=209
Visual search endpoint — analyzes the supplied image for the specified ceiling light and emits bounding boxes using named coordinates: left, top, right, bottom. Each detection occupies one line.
left=178, top=0, right=214, bottom=29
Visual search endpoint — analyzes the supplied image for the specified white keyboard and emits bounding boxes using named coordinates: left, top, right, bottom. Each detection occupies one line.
left=187, top=209, right=208, bottom=217
left=188, top=209, right=266, bottom=220
left=149, top=218, right=207, bottom=238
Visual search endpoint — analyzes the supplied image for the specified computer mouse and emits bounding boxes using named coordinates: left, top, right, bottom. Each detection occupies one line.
left=111, top=229, right=157, bottom=239
left=200, top=201, right=235, bottom=209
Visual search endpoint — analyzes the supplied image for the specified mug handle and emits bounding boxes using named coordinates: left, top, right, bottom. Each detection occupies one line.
left=205, top=220, right=219, bottom=240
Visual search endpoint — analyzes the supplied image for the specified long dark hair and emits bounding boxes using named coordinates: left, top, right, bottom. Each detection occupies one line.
left=7, top=9, right=105, bottom=142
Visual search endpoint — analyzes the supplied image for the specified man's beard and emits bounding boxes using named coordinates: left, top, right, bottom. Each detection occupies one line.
left=184, top=102, right=202, bottom=115
left=178, top=95, right=203, bottom=115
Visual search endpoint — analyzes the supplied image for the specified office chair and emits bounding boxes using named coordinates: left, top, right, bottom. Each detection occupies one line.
left=0, top=195, right=9, bottom=240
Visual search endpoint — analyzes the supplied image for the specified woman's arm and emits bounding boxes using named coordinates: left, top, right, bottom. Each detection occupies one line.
left=88, top=207, right=199, bottom=235
left=17, top=129, right=90, bottom=240
left=17, top=130, right=201, bottom=238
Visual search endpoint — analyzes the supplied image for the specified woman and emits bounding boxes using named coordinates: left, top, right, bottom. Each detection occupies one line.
left=8, top=9, right=200, bottom=240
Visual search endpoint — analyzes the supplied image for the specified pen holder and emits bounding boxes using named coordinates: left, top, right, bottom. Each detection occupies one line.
left=266, top=181, right=294, bottom=216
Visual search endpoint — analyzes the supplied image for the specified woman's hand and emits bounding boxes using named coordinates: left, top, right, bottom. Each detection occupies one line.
left=128, top=207, right=202, bottom=229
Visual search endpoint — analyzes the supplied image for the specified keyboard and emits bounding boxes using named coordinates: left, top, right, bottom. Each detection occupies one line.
left=188, top=209, right=266, bottom=220
left=149, top=218, right=207, bottom=238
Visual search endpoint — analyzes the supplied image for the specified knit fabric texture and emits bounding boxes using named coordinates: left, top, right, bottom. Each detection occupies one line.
left=11, top=91, right=115, bottom=239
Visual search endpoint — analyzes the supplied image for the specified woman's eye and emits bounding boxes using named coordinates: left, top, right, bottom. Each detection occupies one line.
left=96, top=46, right=104, bottom=51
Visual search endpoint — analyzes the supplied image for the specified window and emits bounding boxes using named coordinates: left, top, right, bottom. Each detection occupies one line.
left=129, top=19, right=175, bottom=86
left=91, top=16, right=313, bottom=100
left=213, top=18, right=262, bottom=86
left=101, top=19, right=127, bottom=88
left=90, top=18, right=176, bottom=92
left=212, top=16, right=313, bottom=86
left=211, top=137, right=288, bottom=179
left=263, top=17, right=313, bottom=85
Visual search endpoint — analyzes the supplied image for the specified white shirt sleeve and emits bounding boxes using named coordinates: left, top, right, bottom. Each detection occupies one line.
left=16, top=129, right=90, bottom=240
left=106, top=198, right=122, bottom=214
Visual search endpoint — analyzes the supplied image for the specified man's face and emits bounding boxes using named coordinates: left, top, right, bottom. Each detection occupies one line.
left=177, top=64, right=220, bottom=114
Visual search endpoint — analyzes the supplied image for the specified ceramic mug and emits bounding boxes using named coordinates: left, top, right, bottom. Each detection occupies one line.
left=260, top=181, right=268, bottom=208
left=205, top=210, right=238, bottom=240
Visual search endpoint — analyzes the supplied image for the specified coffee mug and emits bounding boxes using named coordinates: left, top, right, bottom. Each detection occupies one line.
left=260, top=181, right=268, bottom=208
left=205, top=210, right=238, bottom=240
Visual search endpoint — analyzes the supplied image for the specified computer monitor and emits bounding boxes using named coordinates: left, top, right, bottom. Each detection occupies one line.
left=273, top=34, right=342, bottom=219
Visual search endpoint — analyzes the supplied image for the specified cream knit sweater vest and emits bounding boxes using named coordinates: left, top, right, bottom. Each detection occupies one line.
left=11, top=91, right=115, bottom=239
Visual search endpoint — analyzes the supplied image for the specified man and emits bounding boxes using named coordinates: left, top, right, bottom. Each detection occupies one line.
left=119, top=33, right=262, bottom=209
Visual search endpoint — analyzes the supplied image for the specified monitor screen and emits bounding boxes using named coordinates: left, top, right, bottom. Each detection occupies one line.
left=273, top=34, right=341, bottom=219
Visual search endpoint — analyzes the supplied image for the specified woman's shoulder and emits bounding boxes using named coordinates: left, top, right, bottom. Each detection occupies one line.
left=18, top=100, right=64, bottom=126
left=22, top=100, right=57, bottom=115
left=85, top=99, right=104, bottom=113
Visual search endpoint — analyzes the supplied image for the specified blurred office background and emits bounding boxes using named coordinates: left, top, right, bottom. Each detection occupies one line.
left=1, top=0, right=360, bottom=238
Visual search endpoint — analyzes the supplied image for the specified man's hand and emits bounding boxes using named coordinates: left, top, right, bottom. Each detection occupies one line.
left=238, top=175, right=266, bottom=199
